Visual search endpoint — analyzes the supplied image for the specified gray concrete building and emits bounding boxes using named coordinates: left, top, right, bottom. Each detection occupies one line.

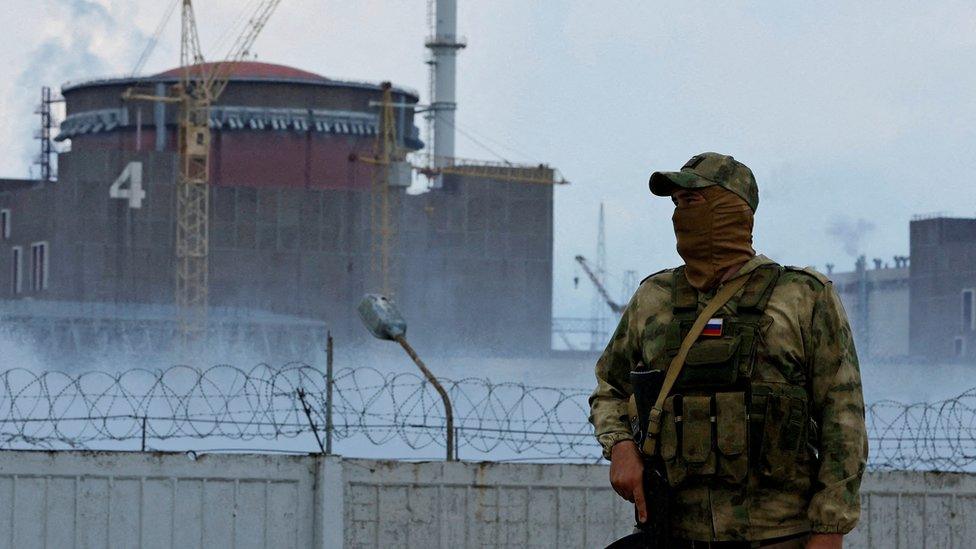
left=832, top=256, right=910, bottom=361
left=829, top=215, right=976, bottom=364
left=0, top=62, right=556, bottom=361
left=909, top=216, right=976, bottom=362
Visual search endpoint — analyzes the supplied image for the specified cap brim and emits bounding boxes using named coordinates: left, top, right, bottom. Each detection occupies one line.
left=648, top=171, right=717, bottom=197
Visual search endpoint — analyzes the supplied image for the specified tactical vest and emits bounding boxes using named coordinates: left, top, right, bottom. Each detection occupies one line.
left=652, top=264, right=811, bottom=487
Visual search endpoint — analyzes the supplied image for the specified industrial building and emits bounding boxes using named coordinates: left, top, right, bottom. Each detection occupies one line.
left=830, top=215, right=976, bottom=364
left=832, top=256, right=910, bottom=360
left=0, top=0, right=561, bottom=363
left=0, top=61, right=555, bottom=361
left=909, top=216, right=976, bottom=362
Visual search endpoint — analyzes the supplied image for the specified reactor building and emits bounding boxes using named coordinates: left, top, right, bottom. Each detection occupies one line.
left=0, top=59, right=557, bottom=362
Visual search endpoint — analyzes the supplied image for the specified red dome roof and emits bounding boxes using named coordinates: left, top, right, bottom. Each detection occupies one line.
left=153, top=61, right=329, bottom=83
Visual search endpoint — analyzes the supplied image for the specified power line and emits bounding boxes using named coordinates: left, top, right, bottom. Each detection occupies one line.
left=130, top=0, right=180, bottom=77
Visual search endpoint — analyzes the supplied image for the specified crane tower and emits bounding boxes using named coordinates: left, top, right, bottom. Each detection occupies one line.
left=125, top=0, right=282, bottom=343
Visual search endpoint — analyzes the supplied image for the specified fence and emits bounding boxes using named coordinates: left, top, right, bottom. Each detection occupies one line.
left=0, top=364, right=973, bottom=470
left=0, top=451, right=971, bottom=548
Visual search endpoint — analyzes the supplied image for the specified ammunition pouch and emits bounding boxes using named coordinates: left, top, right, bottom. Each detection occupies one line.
left=679, top=335, right=741, bottom=388
left=751, top=382, right=809, bottom=483
left=638, top=264, right=812, bottom=488
left=659, top=390, right=750, bottom=486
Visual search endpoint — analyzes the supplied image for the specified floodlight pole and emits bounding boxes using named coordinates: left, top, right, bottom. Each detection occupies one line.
left=325, top=331, right=334, bottom=455
left=394, top=335, right=455, bottom=461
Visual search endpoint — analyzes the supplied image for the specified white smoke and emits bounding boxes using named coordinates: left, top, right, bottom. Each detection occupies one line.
left=826, top=216, right=875, bottom=258
left=5, top=0, right=152, bottom=176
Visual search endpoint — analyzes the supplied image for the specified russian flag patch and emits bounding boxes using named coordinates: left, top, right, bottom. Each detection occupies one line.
left=701, top=318, right=723, bottom=337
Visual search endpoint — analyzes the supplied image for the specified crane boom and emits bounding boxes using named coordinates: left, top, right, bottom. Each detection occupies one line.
left=180, top=1, right=205, bottom=81
left=173, top=0, right=282, bottom=342
left=418, top=157, right=568, bottom=186
left=207, top=0, right=283, bottom=101
left=130, top=0, right=180, bottom=78
left=575, top=255, right=624, bottom=314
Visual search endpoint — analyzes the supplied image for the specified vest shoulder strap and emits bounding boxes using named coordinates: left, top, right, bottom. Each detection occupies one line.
left=672, top=263, right=783, bottom=315
left=640, top=267, right=677, bottom=286
left=671, top=267, right=698, bottom=311
left=738, top=264, right=783, bottom=313
left=785, top=265, right=831, bottom=286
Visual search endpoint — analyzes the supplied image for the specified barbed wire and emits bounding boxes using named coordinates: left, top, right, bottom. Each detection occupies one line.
left=867, top=388, right=976, bottom=471
left=0, top=364, right=972, bottom=470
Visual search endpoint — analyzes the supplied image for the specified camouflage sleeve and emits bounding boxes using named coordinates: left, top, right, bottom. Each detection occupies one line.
left=805, top=282, right=869, bottom=534
left=588, top=301, right=642, bottom=460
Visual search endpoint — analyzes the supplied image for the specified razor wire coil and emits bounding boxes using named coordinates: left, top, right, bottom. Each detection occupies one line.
left=0, top=364, right=972, bottom=470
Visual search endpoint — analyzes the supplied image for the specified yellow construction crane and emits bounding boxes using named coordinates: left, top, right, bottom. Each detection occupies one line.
left=353, top=82, right=407, bottom=297
left=417, top=157, right=568, bottom=186
left=125, top=0, right=282, bottom=343
left=351, top=92, right=567, bottom=298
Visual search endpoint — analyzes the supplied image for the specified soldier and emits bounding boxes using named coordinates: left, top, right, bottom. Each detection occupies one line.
left=590, top=153, right=868, bottom=549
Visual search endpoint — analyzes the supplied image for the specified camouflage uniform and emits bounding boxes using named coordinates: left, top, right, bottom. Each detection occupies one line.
left=590, top=154, right=868, bottom=542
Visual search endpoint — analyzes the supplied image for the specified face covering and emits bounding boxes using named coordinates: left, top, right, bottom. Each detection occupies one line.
left=672, top=186, right=756, bottom=291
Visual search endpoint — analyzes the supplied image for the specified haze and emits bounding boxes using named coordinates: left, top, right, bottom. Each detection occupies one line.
left=2, top=0, right=974, bottom=323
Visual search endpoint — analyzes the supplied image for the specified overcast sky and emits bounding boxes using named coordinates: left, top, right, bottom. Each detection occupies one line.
left=3, top=1, right=976, bottom=320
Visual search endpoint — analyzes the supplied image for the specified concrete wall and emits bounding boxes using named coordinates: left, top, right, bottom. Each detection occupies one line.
left=851, top=470, right=976, bottom=548
left=0, top=451, right=328, bottom=549
left=343, top=459, right=628, bottom=548
left=0, top=450, right=972, bottom=548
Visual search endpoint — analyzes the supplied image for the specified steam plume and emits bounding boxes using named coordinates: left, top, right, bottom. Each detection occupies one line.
left=826, top=216, right=875, bottom=257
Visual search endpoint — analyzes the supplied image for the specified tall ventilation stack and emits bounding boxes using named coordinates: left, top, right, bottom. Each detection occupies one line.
left=425, top=0, right=466, bottom=187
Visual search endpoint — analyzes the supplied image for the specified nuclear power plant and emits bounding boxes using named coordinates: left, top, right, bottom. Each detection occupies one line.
left=4, top=0, right=971, bottom=369
left=0, top=1, right=561, bottom=364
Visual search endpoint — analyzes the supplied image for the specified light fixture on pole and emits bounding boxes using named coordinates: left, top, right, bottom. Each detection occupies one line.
left=357, top=294, right=456, bottom=461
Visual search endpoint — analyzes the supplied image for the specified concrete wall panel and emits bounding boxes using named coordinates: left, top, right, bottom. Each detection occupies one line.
left=0, top=451, right=317, bottom=549
left=6, top=448, right=975, bottom=547
left=340, top=459, right=631, bottom=548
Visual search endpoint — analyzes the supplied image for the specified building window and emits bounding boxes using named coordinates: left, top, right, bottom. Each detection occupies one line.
left=954, top=336, right=966, bottom=358
left=11, top=246, right=22, bottom=294
left=964, top=289, right=975, bottom=331
left=30, top=241, right=49, bottom=291
left=0, top=209, right=9, bottom=239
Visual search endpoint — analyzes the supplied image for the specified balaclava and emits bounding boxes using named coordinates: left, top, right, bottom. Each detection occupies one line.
left=672, top=186, right=755, bottom=291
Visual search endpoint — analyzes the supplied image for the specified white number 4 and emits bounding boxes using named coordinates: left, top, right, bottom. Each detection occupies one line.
left=110, top=161, right=145, bottom=209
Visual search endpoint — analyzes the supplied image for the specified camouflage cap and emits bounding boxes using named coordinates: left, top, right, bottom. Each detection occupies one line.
left=649, top=152, right=759, bottom=212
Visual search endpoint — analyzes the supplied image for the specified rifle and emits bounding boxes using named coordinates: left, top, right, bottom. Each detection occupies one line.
left=605, top=368, right=671, bottom=549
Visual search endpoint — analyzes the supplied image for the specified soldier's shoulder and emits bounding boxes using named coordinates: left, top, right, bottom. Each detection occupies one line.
left=639, top=266, right=679, bottom=291
left=778, top=264, right=831, bottom=291
left=622, top=267, right=679, bottom=315
left=628, top=267, right=679, bottom=306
